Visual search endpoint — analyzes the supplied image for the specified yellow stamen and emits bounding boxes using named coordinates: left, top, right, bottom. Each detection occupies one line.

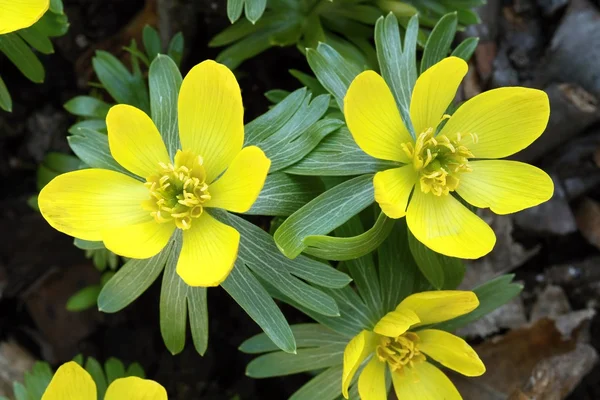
left=375, top=332, right=426, bottom=372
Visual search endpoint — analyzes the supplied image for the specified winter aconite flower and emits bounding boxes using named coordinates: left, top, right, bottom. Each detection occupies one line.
left=39, top=60, right=270, bottom=287
left=344, top=56, right=553, bottom=258
left=42, top=362, right=166, bottom=400
left=342, top=291, right=484, bottom=400
left=0, top=0, right=49, bottom=34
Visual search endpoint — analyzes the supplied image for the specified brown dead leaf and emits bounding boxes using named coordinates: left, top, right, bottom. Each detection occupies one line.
left=575, top=197, right=600, bottom=250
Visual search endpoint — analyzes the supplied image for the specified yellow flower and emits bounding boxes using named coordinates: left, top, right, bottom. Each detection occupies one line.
left=39, top=60, right=271, bottom=287
left=344, top=56, right=553, bottom=259
left=42, top=361, right=166, bottom=400
left=0, top=0, right=49, bottom=34
left=342, top=291, right=484, bottom=400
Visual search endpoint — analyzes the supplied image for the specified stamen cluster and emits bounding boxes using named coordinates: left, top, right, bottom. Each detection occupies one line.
left=375, top=332, right=426, bottom=372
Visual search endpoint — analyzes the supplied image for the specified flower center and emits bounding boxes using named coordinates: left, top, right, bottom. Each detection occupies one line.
left=375, top=332, right=425, bottom=372
left=143, top=150, right=211, bottom=230
left=401, top=129, right=477, bottom=196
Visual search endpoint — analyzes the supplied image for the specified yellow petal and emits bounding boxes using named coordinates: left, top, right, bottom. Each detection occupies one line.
left=0, top=0, right=48, bottom=34
left=105, top=377, right=167, bottom=400
left=176, top=212, right=240, bottom=287
left=374, top=165, right=417, bottom=219
left=106, top=105, right=170, bottom=178
left=38, top=169, right=150, bottom=242
left=373, top=308, right=420, bottom=337
left=391, top=361, right=461, bottom=400
left=344, top=70, right=411, bottom=163
left=178, top=60, right=244, bottom=183
left=406, top=189, right=496, bottom=259
left=410, top=57, right=468, bottom=136
left=358, top=357, right=387, bottom=400
left=103, top=220, right=174, bottom=259
left=396, top=291, right=479, bottom=326
left=41, top=361, right=96, bottom=400
left=439, top=87, right=550, bottom=158
left=457, top=160, right=554, bottom=215
left=342, top=330, right=378, bottom=398
left=203, top=146, right=270, bottom=213
left=416, top=329, right=485, bottom=377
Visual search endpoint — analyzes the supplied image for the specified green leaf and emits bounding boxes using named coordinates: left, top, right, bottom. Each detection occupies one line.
left=228, top=0, right=244, bottom=23
left=0, top=75, right=12, bottom=112
left=216, top=30, right=272, bottom=70
left=35, top=12, right=69, bottom=37
left=104, top=358, right=126, bottom=384
left=12, top=382, right=27, bottom=400
left=420, top=12, right=458, bottom=73
left=284, top=127, right=397, bottom=176
left=125, top=363, right=145, bottom=378
left=68, top=119, right=107, bottom=134
left=451, top=37, right=479, bottom=62
left=303, top=212, right=394, bottom=261
left=66, top=285, right=101, bottom=311
left=68, top=128, right=133, bottom=176
left=240, top=323, right=347, bottom=354
left=167, top=32, right=184, bottom=67
left=290, top=365, right=343, bottom=400
left=149, top=55, right=182, bottom=159
left=246, top=343, right=345, bottom=377
left=23, top=361, right=53, bottom=399
left=432, top=274, right=523, bottom=332
left=222, top=259, right=296, bottom=353
left=245, top=0, right=267, bottom=24
left=50, top=0, right=64, bottom=13
left=246, top=172, right=323, bottom=217
left=160, top=235, right=188, bottom=355
left=264, top=89, right=290, bottom=103
left=274, top=174, right=375, bottom=259
left=64, top=96, right=111, bottom=118
left=143, top=25, right=161, bottom=61
left=98, top=243, right=170, bottom=313
left=0, top=33, right=44, bottom=82
left=187, top=286, right=209, bottom=355
left=289, top=69, right=327, bottom=96
left=306, top=43, right=362, bottom=109
left=374, top=14, right=418, bottom=137
left=18, top=26, right=54, bottom=54
left=85, top=357, right=108, bottom=399
left=74, top=238, right=105, bottom=250
left=209, top=18, right=262, bottom=47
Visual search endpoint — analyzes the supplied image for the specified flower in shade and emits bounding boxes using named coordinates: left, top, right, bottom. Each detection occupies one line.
left=0, top=0, right=49, bottom=34
left=344, top=56, right=553, bottom=259
left=342, top=291, right=485, bottom=400
left=39, top=60, right=270, bottom=287
left=42, top=361, right=166, bottom=400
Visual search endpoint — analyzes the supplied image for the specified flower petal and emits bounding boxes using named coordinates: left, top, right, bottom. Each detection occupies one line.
left=374, top=165, right=417, bottom=219
left=103, top=220, right=174, bottom=259
left=0, top=0, right=48, bottom=34
left=203, top=146, right=270, bottom=213
left=38, top=169, right=150, bottom=242
left=457, top=160, right=554, bottom=215
left=105, top=377, right=167, bottom=400
left=373, top=308, right=420, bottom=337
left=439, top=87, right=550, bottom=158
left=178, top=60, right=244, bottom=183
left=416, top=329, right=485, bottom=377
left=41, top=362, right=96, bottom=400
left=410, top=57, right=468, bottom=136
left=396, top=291, right=479, bottom=326
left=176, top=212, right=240, bottom=287
left=358, top=357, right=387, bottom=400
left=391, top=361, right=461, bottom=400
left=406, top=189, right=496, bottom=259
left=342, top=330, right=378, bottom=398
left=344, top=70, right=411, bottom=163
left=107, top=105, right=170, bottom=178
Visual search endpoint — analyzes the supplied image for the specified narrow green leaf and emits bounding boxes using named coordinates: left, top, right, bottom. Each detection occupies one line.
left=245, top=0, right=267, bottom=24
left=222, top=259, right=296, bottom=353
left=74, top=238, right=105, bottom=250
left=0, top=33, right=44, bottom=82
left=125, top=363, right=145, bottom=378
left=264, top=89, right=290, bottom=103
left=35, top=12, right=69, bottom=37
left=187, top=286, right=209, bottom=355
left=166, top=32, right=184, bottom=67
left=209, top=18, right=261, bottom=47
left=104, top=358, right=126, bottom=385
left=303, top=212, right=394, bottom=261
left=274, top=174, right=375, bottom=259
left=143, top=25, right=161, bottom=61
left=68, top=119, right=106, bottom=134
left=451, top=37, right=479, bottom=62
left=0, top=75, right=12, bottom=112
left=68, top=128, right=133, bottom=176
left=66, top=285, right=101, bottom=311
left=18, top=26, right=54, bottom=54
left=246, top=343, right=345, bottom=377
left=325, top=285, right=377, bottom=329
left=159, top=235, right=188, bottom=355
left=23, top=361, right=52, bottom=399
left=149, top=55, right=182, bottom=159
left=98, top=243, right=171, bottom=313
left=85, top=358, right=108, bottom=399
left=290, top=365, right=343, bottom=400
left=12, top=382, right=27, bottom=400
left=246, top=172, right=323, bottom=217
left=421, top=12, right=458, bottom=73
left=240, top=323, right=346, bottom=354
left=289, top=69, right=327, bottom=96
left=215, top=30, right=272, bottom=70
left=64, top=96, right=111, bottom=118
left=49, top=0, right=64, bottom=13
left=227, top=0, right=245, bottom=23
